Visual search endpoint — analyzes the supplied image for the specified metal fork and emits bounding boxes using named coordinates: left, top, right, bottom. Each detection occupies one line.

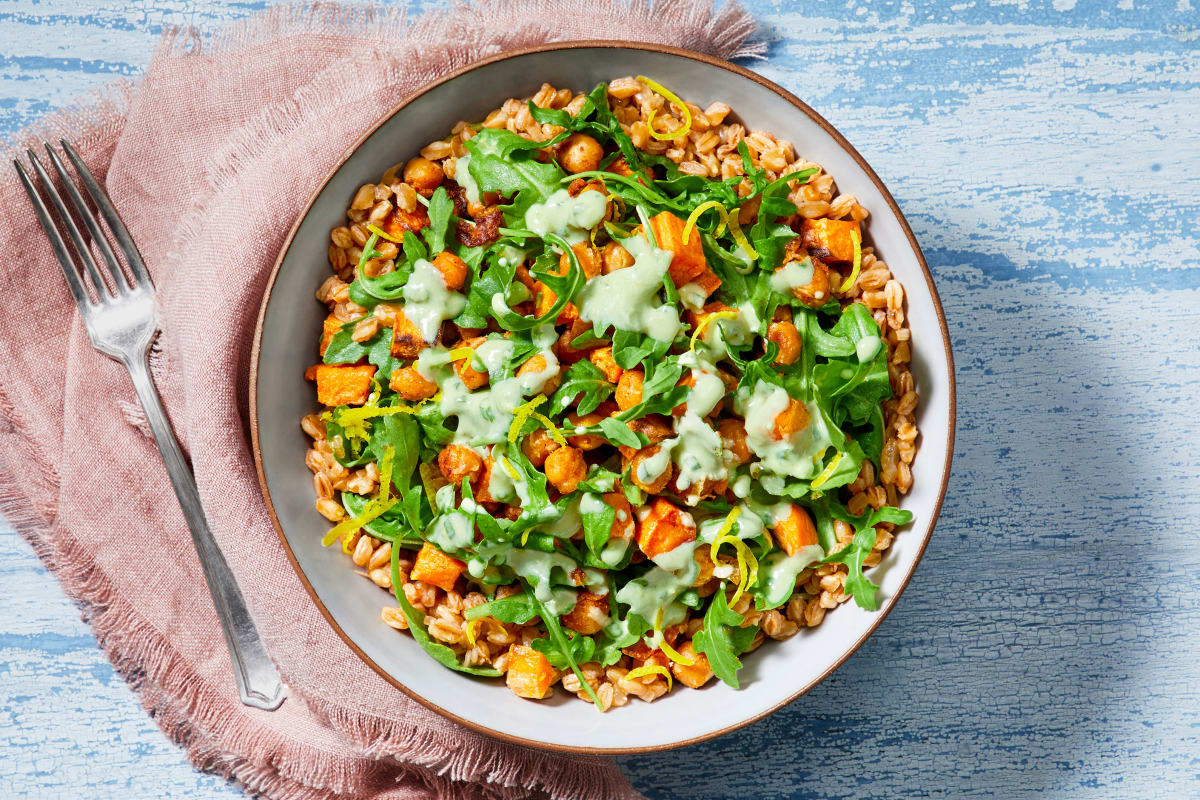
left=15, top=141, right=285, bottom=711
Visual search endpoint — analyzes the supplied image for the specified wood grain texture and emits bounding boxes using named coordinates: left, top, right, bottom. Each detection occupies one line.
left=1, top=0, right=1197, bottom=798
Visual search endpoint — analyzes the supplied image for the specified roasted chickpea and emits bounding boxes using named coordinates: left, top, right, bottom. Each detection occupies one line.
left=522, top=427, right=562, bottom=468
left=453, top=336, right=489, bottom=390
left=780, top=238, right=833, bottom=307
left=670, top=641, right=714, bottom=689
left=773, top=396, right=810, bottom=440
left=558, top=133, right=604, bottom=174
left=629, top=446, right=673, bottom=494
left=603, top=492, right=635, bottom=540
left=718, top=418, right=751, bottom=465
left=389, top=365, right=437, bottom=402
left=767, top=319, right=802, bottom=365
left=566, top=410, right=606, bottom=450
left=561, top=590, right=610, bottom=635
left=438, top=444, right=482, bottom=485
left=432, top=251, right=468, bottom=291
left=516, top=353, right=560, bottom=396
left=544, top=445, right=587, bottom=494
left=601, top=241, right=634, bottom=274
left=403, top=156, right=444, bottom=197
left=615, top=369, right=644, bottom=411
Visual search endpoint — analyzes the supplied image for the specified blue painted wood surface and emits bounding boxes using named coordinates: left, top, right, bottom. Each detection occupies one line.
left=2, top=1, right=1198, bottom=797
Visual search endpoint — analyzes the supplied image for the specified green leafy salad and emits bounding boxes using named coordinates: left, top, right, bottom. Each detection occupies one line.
left=307, top=77, right=915, bottom=707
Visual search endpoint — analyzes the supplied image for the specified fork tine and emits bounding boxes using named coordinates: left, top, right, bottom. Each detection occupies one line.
left=13, top=160, right=92, bottom=312
left=59, top=139, right=153, bottom=289
left=25, top=149, right=112, bottom=298
left=44, top=143, right=130, bottom=294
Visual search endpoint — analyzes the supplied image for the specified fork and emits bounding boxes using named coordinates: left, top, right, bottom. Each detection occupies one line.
left=15, top=141, right=285, bottom=711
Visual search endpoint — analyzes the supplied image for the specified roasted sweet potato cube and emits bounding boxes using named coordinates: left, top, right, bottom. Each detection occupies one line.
left=799, top=218, right=860, bottom=264
left=383, top=206, right=430, bottom=242
left=451, top=336, right=489, bottom=390
left=409, top=542, right=466, bottom=592
left=649, top=210, right=708, bottom=286
left=314, top=364, right=375, bottom=406
left=391, top=308, right=428, bottom=358
left=772, top=504, right=819, bottom=557
left=773, top=397, right=810, bottom=440
left=670, top=641, right=714, bottom=689
left=603, top=492, right=635, bottom=540
left=558, top=240, right=603, bottom=279
left=562, top=590, right=611, bottom=635
left=319, top=315, right=343, bottom=357
left=690, top=268, right=722, bottom=299
left=505, top=644, right=555, bottom=699
left=636, top=498, right=697, bottom=559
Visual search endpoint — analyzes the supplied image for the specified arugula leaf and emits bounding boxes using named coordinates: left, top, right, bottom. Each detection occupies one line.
left=597, top=417, right=642, bottom=449
left=390, top=545, right=501, bottom=676
left=611, top=356, right=689, bottom=421
left=455, top=246, right=516, bottom=328
left=369, top=412, right=420, bottom=494
left=490, top=234, right=583, bottom=331
left=549, top=359, right=614, bottom=416
left=820, top=504, right=915, bottom=610
left=422, top=186, right=454, bottom=255
left=531, top=627, right=597, bottom=670
left=464, top=128, right=565, bottom=222
left=581, top=493, right=617, bottom=559
left=464, top=592, right=539, bottom=624
left=692, top=585, right=748, bottom=688
left=526, top=587, right=603, bottom=708
left=322, top=323, right=399, bottom=377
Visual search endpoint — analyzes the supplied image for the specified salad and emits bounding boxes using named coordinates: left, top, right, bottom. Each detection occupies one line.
left=303, top=77, right=919, bottom=710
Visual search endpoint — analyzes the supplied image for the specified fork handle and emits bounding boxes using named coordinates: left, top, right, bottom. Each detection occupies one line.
left=125, top=354, right=285, bottom=711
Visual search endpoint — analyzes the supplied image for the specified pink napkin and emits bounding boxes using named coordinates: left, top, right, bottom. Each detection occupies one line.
left=0, top=2, right=763, bottom=798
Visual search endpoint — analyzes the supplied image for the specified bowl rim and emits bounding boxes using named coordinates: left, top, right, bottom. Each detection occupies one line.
left=250, top=39, right=957, bottom=754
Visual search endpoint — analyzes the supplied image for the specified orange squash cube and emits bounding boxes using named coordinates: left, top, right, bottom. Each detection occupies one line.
left=636, top=498, right=697, bottom=559
left=649, top=210, right=708, bottom=286
left=451, top=336, right=489, bottom=390
left=383, top=206, right=430, bottom=242
left=319, top=315, right=343, bottom=357
left=314, top=364, right=375, bottom=406
left=772, top=396, right=810, bottom=440
left=505, top=644, right=555, bottom=699
left=409, top=542, right=466, bottom=592
left=588, top=347, right=622, bottom=383
left=689, top=267, right=722, bottom=299
left=603, top=492, right=635, bottom=541
left=391, top=308, right=428, bottom=358
left=772, top=504, right=819, bottom=557
left=799, top=218, right=860, bottom=264
left=562, top=590, right=611, bottom=635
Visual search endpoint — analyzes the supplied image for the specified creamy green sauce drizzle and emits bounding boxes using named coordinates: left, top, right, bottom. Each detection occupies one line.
left=738, top=380, right=832, bottom=480
left=575, top=236, right=682, bottom=342
left=700, top=303, right=760, bottom=359
left=615, top=539, right=699, bottom=643
left=402, top=258, right=467, bottom=342
left=505, top=549, right=579, bottom=616
left=760, top=544, right=825, bottom=607
left=769, top=256, right=815, bottom=294
left=454, top=154, right=481, bottom=205
left=856, top=334, right=882, bottom=362
left=525, top=188, right=607, bottom=244
left=677, top=280, right=709, bottom=311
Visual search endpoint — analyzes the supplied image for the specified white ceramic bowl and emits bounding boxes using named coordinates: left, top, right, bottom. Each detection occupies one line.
left=251, top=42, right=955, bottom=753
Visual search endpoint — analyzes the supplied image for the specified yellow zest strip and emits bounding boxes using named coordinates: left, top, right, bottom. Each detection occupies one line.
left=682, top=200, right=729, bottom=246
left=377, top=446, right=396, bottom=503
left=710, top=506, right=760, bottom=605
left=689, top=310, right=740, bottom=352
left=810, top=452, right=844, bottom=491
left=707, top=506, right=742, bottom=563
left=322, top=496, right=397, bottom=547
left=726, top=209, right=758, bottom=261
left=659, top=637, right=695, bottom=667
left=465, top=618, right=482, bottom=647
left=520, top=529, right=532, bottom=546
left=366, top=223, right=402, bottom=244
left=840, top=229, right=863, bottom=293
left=418, top=463, right=443, bottom=509
left=507, top=394, right=548, bottom=443
left=500, top=455, right=521, bottom=483
left=446, top=346, right=474, bottom=362
left=625, top=664, right=673, bottom=692
left=530, top=411, right=569, bottom=446
left=334, top=404, right=418, bottom=441
left=637, top=75, right=693, bottom=142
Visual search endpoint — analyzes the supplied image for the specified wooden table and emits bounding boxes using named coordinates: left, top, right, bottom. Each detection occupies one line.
left=2, top=1, right=1197, bottom=797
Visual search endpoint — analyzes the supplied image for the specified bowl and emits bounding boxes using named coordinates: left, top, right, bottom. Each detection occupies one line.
left=251, top=41, right=956, bottom=753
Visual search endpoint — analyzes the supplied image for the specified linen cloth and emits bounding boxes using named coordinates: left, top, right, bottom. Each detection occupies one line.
left=0, top=2, right=763, bottom=798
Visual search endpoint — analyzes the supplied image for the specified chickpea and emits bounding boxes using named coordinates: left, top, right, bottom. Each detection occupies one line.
left=629, top=446, right=673, bottom=494
left=773, top=397, right=810, bottom=440
left=588, top=346, right=622, bottom=383
left=558, top=133, right=604, bottom=174
left=669, top=642, right=714, bottom=689
left=438, top=444, right=482, bottom=485
left=768, top=319, right=802, bottom=365
left=544, top=445, right=587, bottom=494
left=403, top=156, right=444, bottom=197
left=561, top=590, right=610, bottom=635
left=522, top=427, right=561, bottom=468
left=780, top=239, right=834, bottom=307
left=432, top=251, right=468, bottom=291
left=566, top=410, right=606, bottom=450
left=389, top=365, right=437, bottom=402
left=615, top=369, right=644, bottom=411
left=453, top=336, right=489, bottom=390
left=601, top=241, right=634, bottom=274
left=516, top=353, right=560, bottom=396
left=603, top=492, right=635, bottom=540
left=718, top=418, right=751, bottom=465
left=629, top=414, right=672, bottom=446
